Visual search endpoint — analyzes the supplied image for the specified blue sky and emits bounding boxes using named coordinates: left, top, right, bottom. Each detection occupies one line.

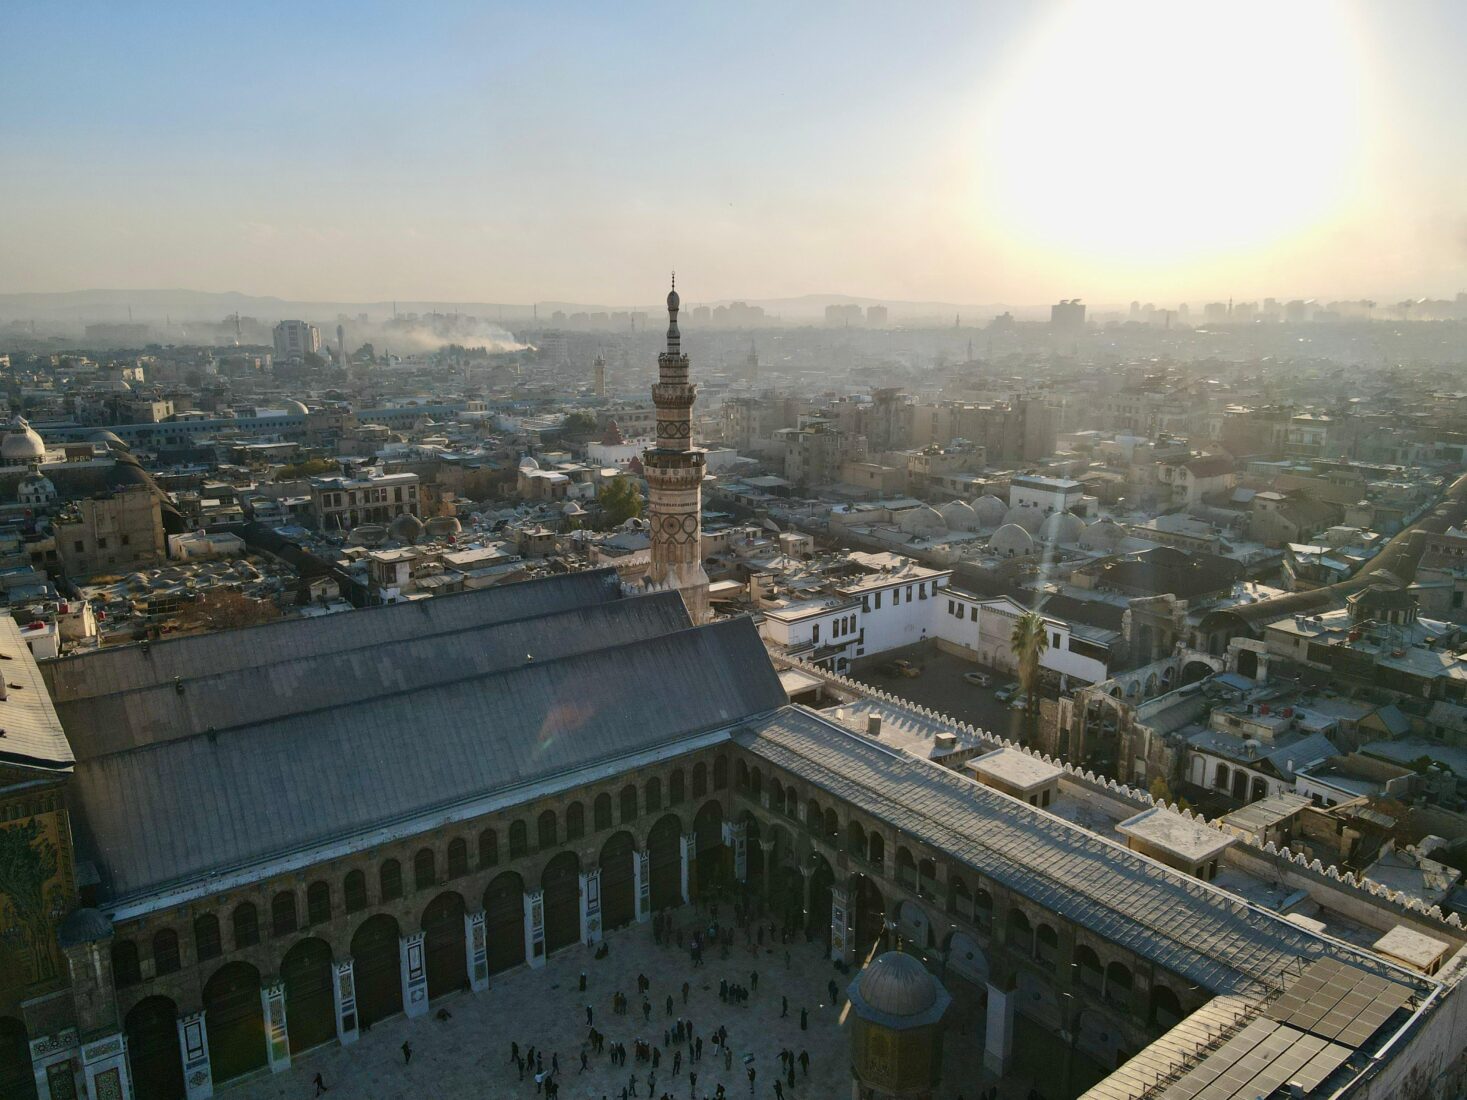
left=3, top=1, right=1464, bottom=305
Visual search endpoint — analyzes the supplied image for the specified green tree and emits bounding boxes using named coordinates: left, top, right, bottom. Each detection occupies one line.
left=598, top=476, right=644, bottom=527
left=562, top=411, right=599, bottom=437
left=0, top=820, right=61, bottom=981
left=1010, top=610, right=1050, bottom=744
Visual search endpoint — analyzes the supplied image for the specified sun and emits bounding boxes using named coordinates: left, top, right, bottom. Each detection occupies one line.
left=975, top=0, right=1365, bottom=272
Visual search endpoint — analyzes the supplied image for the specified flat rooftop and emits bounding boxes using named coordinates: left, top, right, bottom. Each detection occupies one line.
left=967, top=746, right=1062, bottom=792
left=1117, top=807, right=1236, bottom=864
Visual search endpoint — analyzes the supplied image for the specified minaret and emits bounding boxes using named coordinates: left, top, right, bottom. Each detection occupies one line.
left=643, top=276, right=710, bottom=622
left=593, top=352, right=607, bottom=398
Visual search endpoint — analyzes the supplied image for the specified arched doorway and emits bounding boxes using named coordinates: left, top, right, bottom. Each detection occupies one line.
left=202, top=961, right=266, bottom=1083
left=280, top=938, right=336, bottom=1055
left=541, top=852, right=581, bottom=954
left=599, top=832, right=636, bottom=931
left=809, top=855, right=834, bottom=947
left=647, top=815, right=682, bottom=911
left=349, top=914, right=403, bottom=1027
left=483, top=872, right=525, bottom=974
left=0, top=1017, right=37, bottom=1100
left=852, top=876, right=886, bottom=960
left=422, top=892, right=468, bottom=1000
left=1236, top=648, right=1259, bottom=680
left=742, top=813, right=765, bottom=894
left=125, top=996, right=184, bottom=1100
left=693, top=800, right=725, bottom=896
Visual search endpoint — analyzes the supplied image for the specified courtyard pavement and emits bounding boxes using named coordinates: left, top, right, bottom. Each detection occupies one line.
left=223, top=907, right=1086, bottom=1100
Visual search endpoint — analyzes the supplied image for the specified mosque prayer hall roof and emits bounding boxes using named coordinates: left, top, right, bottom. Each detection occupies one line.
left=57, top=571, right=786, bottom=913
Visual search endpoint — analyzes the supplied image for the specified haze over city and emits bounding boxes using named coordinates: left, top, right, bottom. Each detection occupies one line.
left=4, top=0, right=1467, bottom=305
left=4, top=6, right=1467, bottom=1100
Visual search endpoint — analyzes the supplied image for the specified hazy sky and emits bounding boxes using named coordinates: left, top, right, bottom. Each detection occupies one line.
left=4, top=0, right=1465, bottom=306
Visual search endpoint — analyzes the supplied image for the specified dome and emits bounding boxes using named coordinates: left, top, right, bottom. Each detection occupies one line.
left=283, top=399, right=309, bottom=415
left=667, top=284, right=681, bottom=311
left=58, top=907, right=113, bottom=948
left=1001, top=505, right=1043, bottom=533
left=1079, top=516, right=1126, bottom=552
left=562, top=501, right=587, bottom=516
left=1, top=416, right=46, bottom=463
left=857, top=952, right=937, bottom=1017
left=389, top=512, right=425, bottom=544
left=18, top=472, right=55, bottom=504
left=972, top=494, right=1008, bottom=527
left=938, top=499, right=979, bottom=532
left=353, top=523, right=388, bottom=547
left=1039, top=510, right=1085, bottom=545
left=424, top=516, right=462, bottom=538
left=87, top=428, right=129, bottom=452
left=990, top=523, right=1035, bottom=558
left=897, top=505, right=946, bottom=536
left=518, top=455, right=540, bottom=471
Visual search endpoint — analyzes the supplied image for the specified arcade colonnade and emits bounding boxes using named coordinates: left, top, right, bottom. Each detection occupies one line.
left=59, top=758, right=741, bottom=1100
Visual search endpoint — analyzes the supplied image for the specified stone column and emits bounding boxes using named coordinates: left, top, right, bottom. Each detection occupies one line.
left=466, top=910, right=489, bottom=993
left=261, top=980, right=290, bottom=1072
left=524, top=891, right=546, bottom=969
left=579, top=870, right=603, bottom=946
left=679, top=832, right=695, bottom=903
left=829, top=885, right=854, bottom=965
left=758, top=840, right=775, bottom=897
left=29, top=1030, right=81, bottom=1100
left=178, top=1011, right=213, bottom=1099
left=984, top=980, right=1016, bottom=1075
left=799, top=865, right=814, bottom=927
left=634, top=850, right=651, bottom=923
left=332, top=959, right=360, bottom=1044
left=80, top=1033, right=133, bottom=1100
left=399, top=931, right=429, bottom=1017
left=723, top=820, right=748, bottom=883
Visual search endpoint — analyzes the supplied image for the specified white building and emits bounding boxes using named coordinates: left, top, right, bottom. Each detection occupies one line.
left=273, top=320, right=322, bottom=363
left=933, top=590, right=1109, bottom=687
left=1008, top=474, right=1089, bottom=518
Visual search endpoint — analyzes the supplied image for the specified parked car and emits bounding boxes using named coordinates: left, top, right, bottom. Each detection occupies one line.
left=963, top=671, right=992, bottom=687
left=993, top=683, right=1019, bottom=703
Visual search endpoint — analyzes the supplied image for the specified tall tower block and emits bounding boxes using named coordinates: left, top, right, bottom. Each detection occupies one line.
left=643, top=277, right=709, bottom=622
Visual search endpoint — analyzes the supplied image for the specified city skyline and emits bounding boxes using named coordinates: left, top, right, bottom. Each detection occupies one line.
left=3, top=0, right=1465, bottom=304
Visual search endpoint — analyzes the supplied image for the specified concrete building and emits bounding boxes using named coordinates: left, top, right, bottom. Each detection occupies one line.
left=54, top=485, right=166, bottom=578
left=271, top=321, right=321, bottom=364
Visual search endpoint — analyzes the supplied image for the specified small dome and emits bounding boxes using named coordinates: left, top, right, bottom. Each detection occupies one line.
left=1079, top=517, right=1126, bottom=552
left=58, top=907, right=113, bottom=947
left=18, top=472, right=56, bottom=504
left=898, top=505, right=945, bottom=536
left=519, top=455, right=540, bottom=471
left=991, top=523, right=1035, bottom=558
left=1039, top=510, right=1085, bottom=545
left=938, top=500, right=979, bottom=531
left=353, top=523, right=388, bottom=547
left=1001, top=505, right=1043, bottom=534
left=562, top=501, right=587, bottom=516
left=2, top=416, right=46, bottom=463
left=424, top=516, right=462, bottom=537
left=667, top=284, right=681, bottom=311
left=857, top=952, right=937, bottom=1017
left=972, top=494, right=1007, bottom=527
left=389, top=512, right=425, bottom=544
left=283, top=399, right=309, bottom=415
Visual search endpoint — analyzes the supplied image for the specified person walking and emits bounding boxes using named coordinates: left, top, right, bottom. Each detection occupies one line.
left=587, top=1005, right=594, bottom=1026
left=781, top=995, right=788, bottom=1018
left=511, top=1041, right=520, bottom=1065
left=581, top=1050, right=589, bottom=1073
left=313, top=1072, right=328, bottom=1096
left=681, top=980, right=690, bottom=1005
left=798, top=1049, right=809, bottom=1076
left=799, top=1007, right=808, bottom=1031
left=673, top=1049, right=682, bottom=1077
left=747, top=1066, right=756, bottom=1095
left=773, top=1081, right=785, bottom=1100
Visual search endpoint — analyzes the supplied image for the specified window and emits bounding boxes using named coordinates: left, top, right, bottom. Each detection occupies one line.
left=447, top=838, right=469, bottom=878
left=538, top=810, right=557, bottom=850
left=74, top=540, right=84, bottom=553
left=194, top=914, right=221, bottom=962
left=509, top=820, right=528, bottom=858
left=593, top=795, right=613, bottom=831
left=307, top=881, right=332, bottom=925
left=233, top=902, right=260, bottom=947
left=970, top=607, right=977, bottom=622
left=380, top=859, right=403, bottom=901
left=811, top=623, right=820, bottom=644
left=1052, top=632, right=1061, bottom=648
left=344, top=870, right=368, bottom=912
left=97, top=537, right=108, bottom=550
left=874, top=592, right=881, bottom=610
left=271, top=891, right=298, bottom=937
left=893, top=589, right=901, bottom=606
left=414, top=848, right=436, bottom=890
left=478, top=829, right=498, bottom=868
left=112, top=940, right=141, bottom=986
left=565, top=802, right=585, bottom=841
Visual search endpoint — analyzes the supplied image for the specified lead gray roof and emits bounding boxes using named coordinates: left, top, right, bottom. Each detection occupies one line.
left=69, top=612, right=785, bottom=905
left=738, top=708, right=1419, bottom=996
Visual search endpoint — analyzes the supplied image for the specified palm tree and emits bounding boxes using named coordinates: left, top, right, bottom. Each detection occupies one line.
left=1010, top=611, right=1050, bottom=744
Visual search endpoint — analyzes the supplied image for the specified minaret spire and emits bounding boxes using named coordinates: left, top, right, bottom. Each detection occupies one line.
left=642, top=275, right=709, bottom=622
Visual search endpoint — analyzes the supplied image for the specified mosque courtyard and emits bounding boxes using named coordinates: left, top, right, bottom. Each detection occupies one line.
left=221, top=910, right=1099, bottom=1100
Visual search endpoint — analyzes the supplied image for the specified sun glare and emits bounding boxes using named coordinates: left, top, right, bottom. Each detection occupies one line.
left=977, top=1, right=1365, bottom=269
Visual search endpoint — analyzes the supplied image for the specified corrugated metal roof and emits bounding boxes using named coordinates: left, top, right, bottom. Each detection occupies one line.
left=56, top=591, right=692, bottom=760
left=69, top=614, right=785, bottom=905
left=42, top=567, right=625, bottom=704
left=0, top=616, right=72, bottom=770
left=738, top=708, right=1412, bottom=995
